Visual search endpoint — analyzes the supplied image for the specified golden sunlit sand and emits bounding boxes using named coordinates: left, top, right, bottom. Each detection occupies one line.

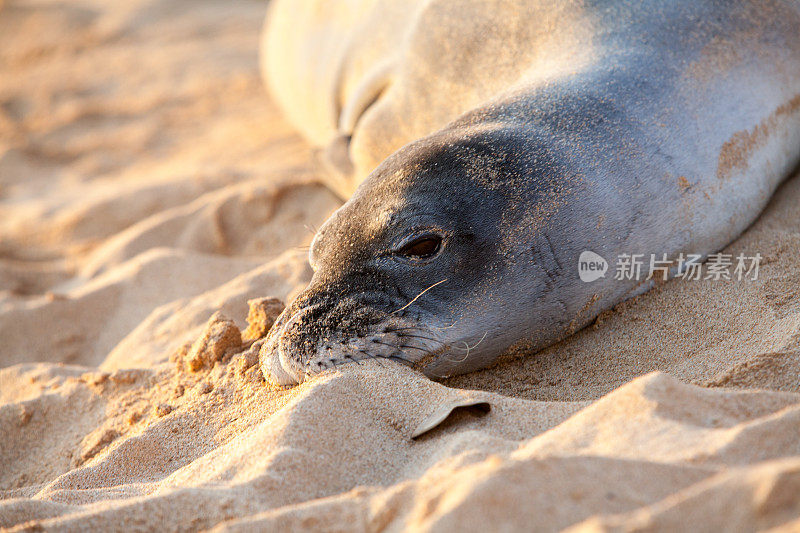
left=1, top=1, right=800, bottom=531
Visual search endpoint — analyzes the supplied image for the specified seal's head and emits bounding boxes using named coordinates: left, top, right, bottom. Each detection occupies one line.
left=260, top=124, right=575, bottom=386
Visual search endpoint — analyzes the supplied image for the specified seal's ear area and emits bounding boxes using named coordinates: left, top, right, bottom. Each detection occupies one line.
left=313, top=66, right=394, bottom=199
left=411, top=398, right=491, bottom=439
left=313, top=134, right=355, bottom=199
left=338, top=62, right=393, bottom=136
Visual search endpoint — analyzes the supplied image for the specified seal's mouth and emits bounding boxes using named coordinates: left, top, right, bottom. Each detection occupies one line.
left=258, top=295, right=451, bottom=386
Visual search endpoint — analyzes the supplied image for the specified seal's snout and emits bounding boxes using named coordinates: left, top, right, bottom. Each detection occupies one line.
left=258, top=288, right=448, bottom=387
left=258, top=303, right=318, bottom=386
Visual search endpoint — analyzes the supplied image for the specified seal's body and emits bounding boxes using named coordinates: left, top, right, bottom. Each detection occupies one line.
left=260, top=0, right=800, bottom=386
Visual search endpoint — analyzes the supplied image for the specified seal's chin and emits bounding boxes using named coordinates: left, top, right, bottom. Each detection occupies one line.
left=258, top=307, right=452, bottom=387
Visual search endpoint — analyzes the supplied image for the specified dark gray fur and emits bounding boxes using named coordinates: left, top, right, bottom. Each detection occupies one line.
left=261, top=0, right=800, bottom=385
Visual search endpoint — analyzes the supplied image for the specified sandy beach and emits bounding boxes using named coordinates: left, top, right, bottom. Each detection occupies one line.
left=2, top=1, right=800, bottom=531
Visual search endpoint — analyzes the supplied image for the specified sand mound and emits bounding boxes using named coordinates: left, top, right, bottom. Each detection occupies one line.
left=2, top=0, right=799, bottom=531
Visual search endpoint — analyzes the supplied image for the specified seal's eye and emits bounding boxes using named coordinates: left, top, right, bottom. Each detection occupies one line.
left=397, top=235, right=442, bottom=259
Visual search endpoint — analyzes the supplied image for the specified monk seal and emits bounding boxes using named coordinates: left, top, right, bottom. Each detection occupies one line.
left=259, top=0, right=800, bottom=386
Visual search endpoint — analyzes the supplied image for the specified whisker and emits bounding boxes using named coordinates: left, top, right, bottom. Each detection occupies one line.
left=397, top=344, right=435, bottom=353
left=358, top=349, right=386, bottom=368
left=448, top=346, right=470, bottom=363
left=371, top=340, right=399, bottom=350
left=371, top=340, right=432, bottom=353
left=343, top=354, right=364, bottom=366
left=385, top=354, right=414, bottom=365
left=383, top=326, right=422, bottom=333
left=397, top=332, right=446, bottom=344
left=459, top=331, right=488, bottom=351
left=447, top=331, right=488, bottom=362
left=398, top=345, right=439, bottom=361
left=390, top=278, right=448, bottom=315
